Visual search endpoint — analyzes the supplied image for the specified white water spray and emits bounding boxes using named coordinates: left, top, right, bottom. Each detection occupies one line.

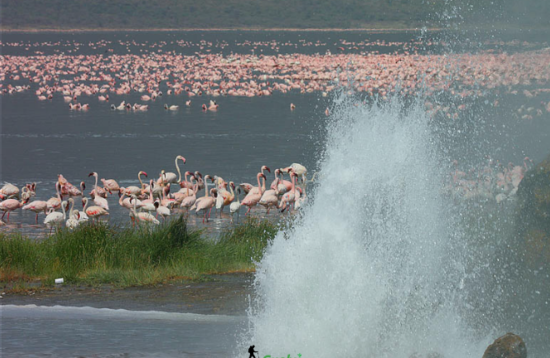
left=240, top=94, right=493, bottom=358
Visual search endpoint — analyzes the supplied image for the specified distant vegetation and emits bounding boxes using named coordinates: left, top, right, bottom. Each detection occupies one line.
left=0, top=216, right=280, bottom=290
left=1, top=0, right=549, bottom=30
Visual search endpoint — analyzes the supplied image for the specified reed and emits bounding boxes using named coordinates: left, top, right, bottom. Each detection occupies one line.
left=0, top=216, right=279, bottom=288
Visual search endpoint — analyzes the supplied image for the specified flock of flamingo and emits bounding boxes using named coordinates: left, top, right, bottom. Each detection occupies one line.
left=446, top=157, right=534, bottom=203
left=2, top=38, right=550, bottom=121
left=0, top=157, right=312, bottom=231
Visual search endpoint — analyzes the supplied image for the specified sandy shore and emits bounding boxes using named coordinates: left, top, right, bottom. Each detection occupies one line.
left=0, top=273, right=254, bottom=316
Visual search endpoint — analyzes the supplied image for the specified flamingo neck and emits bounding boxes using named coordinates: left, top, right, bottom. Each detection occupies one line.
left=184, top=173, right=189, bottom=196
left=204, top=179, right=209, bottom=198
left=138, top=172, right=145, bottom=188
left=176, top=158, right=182, bottom=183
left=256, top=174, right=262, bottom=193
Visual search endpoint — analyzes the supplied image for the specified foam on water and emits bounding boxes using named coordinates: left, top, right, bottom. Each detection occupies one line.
left=239, top=93, right=494, bottom=358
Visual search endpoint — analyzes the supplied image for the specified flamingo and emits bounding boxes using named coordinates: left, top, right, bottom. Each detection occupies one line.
left=281, top=163, right=308, bottom=183
left=46, top=182, right=63, bottom=211
left=130, top=196, right=159, bottom=225
left=157, top=155, right=186, bottom=185
left=89, top=172, right=109, bottom=210
left=44, top=200, right=68, bottom=233
left=139, top=180, right=157, bottom=212
left=259, top=176, right=280, bottom=215
left=67, top=198, right=88, bottom=225
left=123, top=171, right=148, bottom=196
left=0, top=197, right=29, bottom=223
left=180, top=175, right=198, bottom=211
left=0, top=183, right=20, bottom=199
left=279, top=171, right=298, bottom=212
left=66, top=210, right=81, bottom=230
left=215, top=178, right=233, bottom=216
left=23, top=199, right=49, bottom=224
left=229, top=184, right=242, bottom=223
left=193, top=175, right=216, bottom=223
left=241, top=173, right=267, bottom=215
left=154, top=200, right=171, bottom=221
left=101, top=178, right=120, bottom=192
left=241, top=165, right=270, bottom=195
left=82, top=197, right=109, bottom=222
left=164, top=104, right=179, bottom=110
left=179, top=171, right=195, bottom=189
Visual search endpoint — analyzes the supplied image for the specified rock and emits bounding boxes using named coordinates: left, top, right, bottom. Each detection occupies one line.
left=516, top=154, right=550, bottom=268
left=482, top=333, right=527, bottom=358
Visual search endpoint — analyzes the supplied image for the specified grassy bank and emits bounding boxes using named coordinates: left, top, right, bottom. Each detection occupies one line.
left=0, top=216, right=279, bottom=289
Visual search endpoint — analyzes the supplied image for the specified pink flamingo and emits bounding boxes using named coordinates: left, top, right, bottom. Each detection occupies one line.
left=0, top=197, right=29, bottom=223
left=47, top=182, right=63, bottom=211
left=23, top=199, right=49, bottom=224
left=180, top=175, right=198, bottom=211
left=82, top=197, right=109, bottom=223
left=241, top=173, right=267, bottom=215
left=89, top=172, right=109, bottom=210
left=279, top=171, right=297, bottom=212
left=157, top=155, right=186, bottom=185
left=194, top=175, right=216, bottom=223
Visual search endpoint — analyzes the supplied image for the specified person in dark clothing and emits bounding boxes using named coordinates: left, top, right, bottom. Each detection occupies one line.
left=248, top=345, right=258, bottom=358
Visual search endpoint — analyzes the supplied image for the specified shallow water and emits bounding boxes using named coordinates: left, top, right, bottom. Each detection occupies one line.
left=1, top=305, right=244, bottom=358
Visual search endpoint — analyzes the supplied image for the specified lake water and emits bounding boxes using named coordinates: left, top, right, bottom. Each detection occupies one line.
left=2, top=30, right=550, bottom=357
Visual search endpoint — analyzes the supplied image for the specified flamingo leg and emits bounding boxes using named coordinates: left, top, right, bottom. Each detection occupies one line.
left=245, top=206, right=251, bottom=216
left=35, top=213, right=39, bottom=224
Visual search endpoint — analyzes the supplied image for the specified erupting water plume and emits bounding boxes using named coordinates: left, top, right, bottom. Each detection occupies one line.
left=238, top=93, right=498, bottom=358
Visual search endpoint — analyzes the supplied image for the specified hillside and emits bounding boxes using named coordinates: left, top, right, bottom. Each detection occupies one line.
left=1, top=0, right=549, bottom=30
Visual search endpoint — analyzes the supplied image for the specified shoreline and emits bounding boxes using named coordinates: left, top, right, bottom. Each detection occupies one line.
left=0, top=272, right=254, bottom=315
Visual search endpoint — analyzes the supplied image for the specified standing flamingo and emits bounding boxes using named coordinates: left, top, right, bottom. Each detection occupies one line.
left=44, top=200, right=68, bottom=233
left=180, top=176, right=199, bottom=211
left=279, top=171, right=297, bottom=212
left=124, top=171, right=148, bottom=196
left=82, top=197, right=109, bottom=223
left=89, top=172, right=109, bottom=210
left=0, top=197, right=29, bottom=223
left=241, top=173, right=267, bottom=215
left=130, top=196, right=159, bottom=225
left=229, top=184, right=242, bottom=223
left=158, top=155, right=186, bottom=185
left=23, top=199, right=49, bottom=224
left=194, top=175, right=216, bottom=223
left=46, top=182, right=63, bottom=211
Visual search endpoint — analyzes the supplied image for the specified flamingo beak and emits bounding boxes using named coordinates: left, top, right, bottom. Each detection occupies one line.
left=265, top=167, right=271, bottom=173
left=88, top=172, right=94, bottom=177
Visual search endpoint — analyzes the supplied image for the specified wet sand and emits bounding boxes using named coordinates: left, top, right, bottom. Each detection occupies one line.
left=0, top=273, right=255, bottom=315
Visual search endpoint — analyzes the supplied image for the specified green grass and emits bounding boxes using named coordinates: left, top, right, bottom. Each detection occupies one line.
left=0, top=216, right=280, bottom=289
